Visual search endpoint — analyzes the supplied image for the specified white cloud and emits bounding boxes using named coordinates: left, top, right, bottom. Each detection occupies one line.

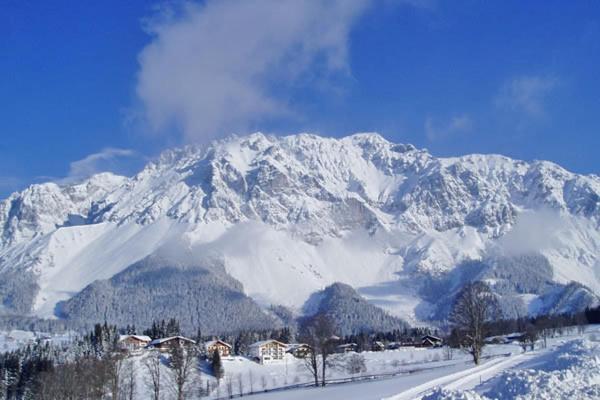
left=63, top=148, right=141, bottom=183
left=134, top=0, right=373, bottom=143
left=425, top=114, right=473, bottom=141
left=495, top=75, right=558, bottom=117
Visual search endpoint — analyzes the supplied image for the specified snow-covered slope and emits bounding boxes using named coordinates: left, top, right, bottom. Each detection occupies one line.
left=0, top=133, right=598, bottom=324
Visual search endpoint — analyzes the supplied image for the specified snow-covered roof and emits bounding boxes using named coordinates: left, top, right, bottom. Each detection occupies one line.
left=149, top=336, right=196, bottom=346
left=337, top=343, right=357, bottom=348
left=286, top=343, right=310, bottom=352
left=204, top=339, right=232, bottom=348
left=286, top=343, right=309, bottom=349
left=249, top=339, right=287, bottom=348
left=119, top=334, right=151, bottom=342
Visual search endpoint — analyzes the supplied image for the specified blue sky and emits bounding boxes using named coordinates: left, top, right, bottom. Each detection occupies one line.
left=1, top=0, right=599, bottom=197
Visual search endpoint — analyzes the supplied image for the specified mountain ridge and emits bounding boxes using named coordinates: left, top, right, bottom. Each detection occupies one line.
left=0, top=132, right=598, bottom=327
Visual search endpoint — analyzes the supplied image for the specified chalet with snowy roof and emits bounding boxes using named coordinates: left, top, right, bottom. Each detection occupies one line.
left=372, top=341, right=386, bottom=351
left=420, top=335, right=443, bottom=348
left=336, top=343, right=358, bottom=353
left=148, top=336, right=196, bottom=351
left=204, top=340, right=232, bottom=358
left=249, top=339, right=287, bottom=363
left=286, top=343, right=311, bottom=359
left=118, top=335, right=152, bottom=351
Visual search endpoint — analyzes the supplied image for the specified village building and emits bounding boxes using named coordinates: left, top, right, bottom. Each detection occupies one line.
left=286, top=343, right=311, bottom=359
left=336, top=343, right=358, bottom=353
left=387, top=337, right=418, bottom=348
left=372, top=341, right=386, bottom=352
left=249, top=339, right=287, bottom=363
left=386, top=342, right=401, bottom=350
left=485, top=333, right=524, bottom=345
left=118, top=335, right=152, bottom=352
left=204, top=339, right=232, bottom=358
left=420, top=335, right=443, bottom=348
left=148, top=336, right=196, bottom=351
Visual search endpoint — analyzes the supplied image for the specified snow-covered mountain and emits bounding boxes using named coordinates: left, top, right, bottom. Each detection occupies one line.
left=0, top=133, right=598, bottom=328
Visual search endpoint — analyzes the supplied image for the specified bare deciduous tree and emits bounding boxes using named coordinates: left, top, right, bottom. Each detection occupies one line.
left=576, top=313, right=588, bottom=334
left=443, top=345, right=454, bottom=361
left=345, top=353, right=366, bottom=377
left=522, top=324, right=538, bottom=352
left=168, top=345, right=199, bottom=400
left=247, top=370, right=254, bottom=394
left=225, top=375, right=234, bottom=398
left=122, top=359, right=137, bottom=400
left=143, top=350, right=162, bottom=400
left=106, top=354, right=124, bottom=400
left=449, top=281, right=500, bottom=365
left=299, top=314, right=336, bottom=387
left=205, top=380, right=212, bottom=398
left=302, top=344, right=321, bottom=387
left=535, top=316, right=552, bottom=349
left=237, top=373, right=244, bottom=397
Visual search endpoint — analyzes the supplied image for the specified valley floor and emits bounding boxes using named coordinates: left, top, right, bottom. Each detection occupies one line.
left=208, top=327, right=600, bottom=400
left=2, top=326, right=598, bottom=399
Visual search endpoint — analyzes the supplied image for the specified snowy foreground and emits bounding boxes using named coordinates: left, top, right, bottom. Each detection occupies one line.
left=3, top=327, right=598, bottom=399
left=209, top=329, right=599, bottom=400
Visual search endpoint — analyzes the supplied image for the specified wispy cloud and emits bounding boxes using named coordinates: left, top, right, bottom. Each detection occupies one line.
left=495, top=75, right=559, bottom=118
left=425, top=114, right=473, bottom=141
left=134, top=0, right=376, bottom=143
left=62, top=148, right=143, bottom=183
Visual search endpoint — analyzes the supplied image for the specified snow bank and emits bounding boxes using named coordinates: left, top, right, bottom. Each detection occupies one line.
left=422, top=388, right=484, bottom=400
left=483, top=339, right=600, bottom=399
left=419, top=338, right=600, bottom=400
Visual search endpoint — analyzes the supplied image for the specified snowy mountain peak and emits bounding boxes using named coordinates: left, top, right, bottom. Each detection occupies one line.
left=2, top=131, right=599, bottom=249
left=0, top=172, right=126, bottom=247
left=0, top=132, right=598, bottom=324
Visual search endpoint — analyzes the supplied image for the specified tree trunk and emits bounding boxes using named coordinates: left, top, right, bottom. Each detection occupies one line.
left=321, top=354, right=327, bottom=387
left=472, top=347, right=480, bottom=365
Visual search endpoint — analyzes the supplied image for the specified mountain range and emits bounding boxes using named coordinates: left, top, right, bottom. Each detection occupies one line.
left=1, top=133, right=598, bottom=333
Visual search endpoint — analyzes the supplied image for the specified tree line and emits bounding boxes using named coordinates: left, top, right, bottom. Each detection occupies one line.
left=446, top=281, right=599, bottom=365
left=1, top=292, right=598, bottom=398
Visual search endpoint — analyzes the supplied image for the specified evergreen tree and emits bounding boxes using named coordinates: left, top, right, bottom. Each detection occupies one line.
left=166, top=318, right=180, bottom=337
left=194, top=327, right=203, bottom=344
left=211, top=350, right=224, bottom=382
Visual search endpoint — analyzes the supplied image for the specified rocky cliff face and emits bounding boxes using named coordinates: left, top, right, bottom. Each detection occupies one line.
left=0, top=133, right=598, bottom=325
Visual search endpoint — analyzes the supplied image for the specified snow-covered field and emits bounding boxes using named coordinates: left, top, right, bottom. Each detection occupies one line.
left=0, top=329, right=74, bottom=353
left=122, top=343, right=513, bottom=400
left=2, top=326, right=598, bottom=399
left=197, top=327, right=599, bottom=400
